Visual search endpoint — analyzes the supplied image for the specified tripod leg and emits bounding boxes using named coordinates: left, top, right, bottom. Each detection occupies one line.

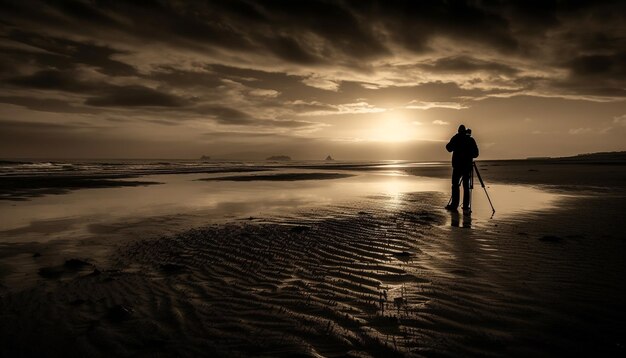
left=469, top=167, right=473, bottom=209
left=482, top=186, right=495, bottom=213
left=473, top=162, right=495, bottom=213
left=465, top=167, right=472, bottom=212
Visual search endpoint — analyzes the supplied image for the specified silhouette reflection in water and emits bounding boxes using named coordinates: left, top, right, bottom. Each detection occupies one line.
left=450, top=210, right=472, bottom=228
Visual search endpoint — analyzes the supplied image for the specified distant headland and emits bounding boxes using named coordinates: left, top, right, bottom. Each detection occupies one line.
left=526, top=151, right=626, bottom=164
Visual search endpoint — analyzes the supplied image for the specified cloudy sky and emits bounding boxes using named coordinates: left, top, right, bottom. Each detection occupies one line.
left=1, top=0, right=625, bottom=160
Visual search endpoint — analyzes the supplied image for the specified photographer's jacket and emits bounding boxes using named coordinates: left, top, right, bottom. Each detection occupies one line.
left=446, top=133, right=479, bottom=169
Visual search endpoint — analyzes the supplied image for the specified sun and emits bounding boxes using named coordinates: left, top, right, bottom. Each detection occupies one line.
left=368, top=113, right=417, bottom=142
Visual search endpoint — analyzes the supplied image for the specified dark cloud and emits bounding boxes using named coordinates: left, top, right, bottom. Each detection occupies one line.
left=3, top=30, right=137, bottom=76
left=2, top=65, right=329, bottom=125
left=85, top=86, right=188, bottom=107
left=198, top=64, right=351, bottom=105
left=194, top=105, right=318, bottom=128
left=143, top=118, right=180, bottom=126
left=499, top=0, right=559, bottom=32
left=203, top=131, right=280, bottom=138
left=551, top=51, right=626, bottom=97
left=268, top=119, right=321, bottom=128
left=202, top=131, right=307, bottom=140
left=262, top=35, right=322, bottom=65
left=0, top=0, right=533, bottom=69
left=285, top=101, right=338, bottom=113
left=195, top=105, right=256, bottom=125
left=347, top=0, right=518, bottom=53
left=552, top=81, right=626, bottom=98
left=566, top=53, right=626, bottom=78
left=2, top=0, right=624, bottom=63
left=418, top=56, right=519, bottom=75
left=7, top=70, right=97, bottom=92
left=0, top=96, right=98, bottom=114
left=149, top=67, right=224, bottom=88
left=259, top=0, right=389, bottom=59
left=6, top=69, right=189, bottom=108
left=563, top=31, right=625, bottom=53
left=2, top=0, right=624, bottom=96
left=0, top=119, right=79, bottom=132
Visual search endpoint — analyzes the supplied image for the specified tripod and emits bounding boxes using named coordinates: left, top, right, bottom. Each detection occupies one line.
left=447, top=162, right=495, bottom=214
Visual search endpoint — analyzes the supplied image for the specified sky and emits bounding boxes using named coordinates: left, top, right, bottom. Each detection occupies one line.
left=0, top=0, right=625, bottom=160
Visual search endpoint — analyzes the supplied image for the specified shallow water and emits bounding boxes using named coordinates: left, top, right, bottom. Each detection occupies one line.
left=0, top=164, right=571, bottom=293
left=0, top=167, right=567, bottom=240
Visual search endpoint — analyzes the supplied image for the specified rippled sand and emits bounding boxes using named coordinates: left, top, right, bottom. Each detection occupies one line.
left=1, top=188, right=624, bottom=357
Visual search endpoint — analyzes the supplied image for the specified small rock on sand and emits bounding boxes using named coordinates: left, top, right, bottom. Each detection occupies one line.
left=64, top=259, right=92, bottom=269
left=160, top=263, right=187, bottom=274
left=106, top=304, right=134, bottom=322
left=38, top=266, right=64, bottom=279
left=539, top=235, right=563, bottom=243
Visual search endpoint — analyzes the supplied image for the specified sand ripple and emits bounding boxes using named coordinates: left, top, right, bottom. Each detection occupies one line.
left=1, top=192, right=624, bottom=357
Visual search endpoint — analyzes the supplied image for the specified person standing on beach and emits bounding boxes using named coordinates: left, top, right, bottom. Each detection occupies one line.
left=445, top=125, right=479, bottom=212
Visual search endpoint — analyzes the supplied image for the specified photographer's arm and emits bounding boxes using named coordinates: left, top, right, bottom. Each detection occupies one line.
left=446, top=135, right=456, bottom=152
left=472, top=138, right=479, bottom=158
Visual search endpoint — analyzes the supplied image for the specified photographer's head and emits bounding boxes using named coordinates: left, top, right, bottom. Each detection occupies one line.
left=458, top=124, right=466, bottom=134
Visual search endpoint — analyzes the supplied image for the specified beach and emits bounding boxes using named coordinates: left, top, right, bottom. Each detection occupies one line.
left=0, top=160, right=624, bottom=357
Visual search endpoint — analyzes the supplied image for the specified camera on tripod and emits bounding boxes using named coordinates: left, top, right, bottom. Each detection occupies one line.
left=466, top=128, right=472, bottom=136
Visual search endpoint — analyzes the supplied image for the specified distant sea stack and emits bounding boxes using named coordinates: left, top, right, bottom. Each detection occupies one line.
left=325, top=155, right=334, bottom=161
left=266, top=155, right=291, bottom=161
left=200, top=155, right=211, bottom=161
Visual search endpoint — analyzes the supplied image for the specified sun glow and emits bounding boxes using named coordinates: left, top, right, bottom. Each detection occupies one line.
left=367, top=113, right=419, bottom=142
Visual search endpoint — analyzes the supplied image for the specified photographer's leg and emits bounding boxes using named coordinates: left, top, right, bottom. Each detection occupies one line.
left=449, top=168, right=461, bottom=209
left=462, top=170, right=471, bottom=210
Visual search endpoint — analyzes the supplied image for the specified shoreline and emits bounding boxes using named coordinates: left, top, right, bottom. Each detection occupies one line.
left=2, top=157, right=625, bottom=200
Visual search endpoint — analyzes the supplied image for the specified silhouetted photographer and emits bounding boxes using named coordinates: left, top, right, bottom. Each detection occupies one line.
left=445, top=125, right=479, bottom=212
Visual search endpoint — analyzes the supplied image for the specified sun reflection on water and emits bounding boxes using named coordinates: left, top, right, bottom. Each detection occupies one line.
left=0, top=169, right=570, bottom=240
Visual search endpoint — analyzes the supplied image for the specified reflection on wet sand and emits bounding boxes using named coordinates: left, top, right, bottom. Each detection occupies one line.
left=0, top=169, right=567, bottom=239
left=450, top=210, right=473, bottom=228
left=0, top=168, right=569, bottom=291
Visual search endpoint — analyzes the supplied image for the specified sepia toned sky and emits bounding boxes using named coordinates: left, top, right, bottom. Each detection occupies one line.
left=1, top=0, right=625, bottom=160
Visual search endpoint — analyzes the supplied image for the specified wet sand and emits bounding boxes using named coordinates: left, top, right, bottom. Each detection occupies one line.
left=0, top=167, right=270, bottom=201
left=0, top=175, right=161, bottom=201
left=404, top=160, right=626, bottom=190
left=0, top=161, right=625, bottom=357
left=200, top=172, right=355, bottom=181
